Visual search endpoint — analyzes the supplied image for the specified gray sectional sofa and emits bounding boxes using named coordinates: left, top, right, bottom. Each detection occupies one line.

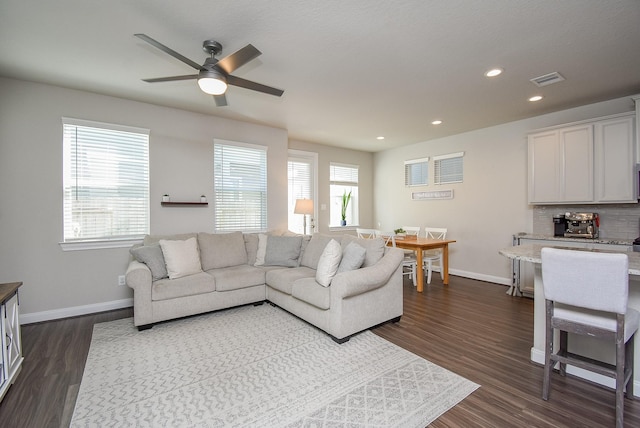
left=125, top=231, right=404, bottom=342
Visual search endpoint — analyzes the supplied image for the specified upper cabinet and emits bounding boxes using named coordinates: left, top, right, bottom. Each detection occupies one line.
left=528, top=113, right=636, bottom=205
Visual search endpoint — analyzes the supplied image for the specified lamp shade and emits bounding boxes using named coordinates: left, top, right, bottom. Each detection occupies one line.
left=294, top=199, right=314, bottom=215
left=197, top=69, right=228, bottom=95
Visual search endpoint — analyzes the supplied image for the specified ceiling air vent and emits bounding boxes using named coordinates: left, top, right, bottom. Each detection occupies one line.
left=530, top=72, right=565, bottom=87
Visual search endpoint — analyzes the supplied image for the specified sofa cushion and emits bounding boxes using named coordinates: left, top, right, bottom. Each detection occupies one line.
left=316, top=239, right=342, bottom=287
left=337, top=241, right=366, bottom=273
left=159, top=237, right=203, bottom=279
left=198, top=231, right=248, bottom=270
left=207, top=265, right=266, bottom=292
left=144, top=233, right=197, bottom=246
left=244, top=233, right=259, bottom=265
left=265, top=235, right=303, bottom=267
left=292, top=277, right=331, bottom=310
left=152, top=272, right=215, bottom=301
left=300, top=234, right=334, bottom=269
left=266, top=267, right=316, bottom=295
left=254, top=233, right=268, bottom=266
left=340, top=235, right=385, bottom=267
left=130, top=243, right=168, bottom=280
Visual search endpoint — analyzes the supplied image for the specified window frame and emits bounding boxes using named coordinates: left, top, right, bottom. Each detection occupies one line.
left=288, top=150, right=318, bottom=234
left=329, top=162, right=359, bottom=228
left=213, top=139, right=268, bottom=232
left=60, top=118, right=150, bottom=251
left=434, top=152, right=464, bottom=185
left=404, top=157, right=429, bottom=186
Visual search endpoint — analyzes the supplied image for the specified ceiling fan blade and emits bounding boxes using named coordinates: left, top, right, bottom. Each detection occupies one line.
left=216, top=44, right=261, bottom=74
left=142, top=74, right=198, bottom=83
left=134, top=33, right=204, bottom=71
left=227, top=75, right=284, bottom=97
left=213, top=94, right=228, bottom=107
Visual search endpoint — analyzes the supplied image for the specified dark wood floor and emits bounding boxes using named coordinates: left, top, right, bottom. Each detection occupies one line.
left=0, top=276, right=638, bottom=427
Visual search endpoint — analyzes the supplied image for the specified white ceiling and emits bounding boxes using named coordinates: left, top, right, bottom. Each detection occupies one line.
left=1, top=0, right=639, bottom=152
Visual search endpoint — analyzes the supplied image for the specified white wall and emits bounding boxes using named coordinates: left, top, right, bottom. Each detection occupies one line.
left=373, top=96, right=637, bottom=284
left=0, top=77, right=289, bottom=322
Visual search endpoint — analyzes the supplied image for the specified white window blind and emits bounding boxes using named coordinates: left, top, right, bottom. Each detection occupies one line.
left=404, top=157, right=429, bottom=186
left=62, top=118, right=149, bottom=242
left=329, top=163, right=359, bottom=227
left=434, top=152, right=464, bottom=184
left=214, top=140, right=267, bottom=232
left=288, top=157, right=312, bottom=234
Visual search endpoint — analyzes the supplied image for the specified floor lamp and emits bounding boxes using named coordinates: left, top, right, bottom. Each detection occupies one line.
left=294, top=199, right=314, bottom=235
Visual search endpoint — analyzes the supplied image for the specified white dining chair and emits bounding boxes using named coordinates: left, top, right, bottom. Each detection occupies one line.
left=381, top=232, right=416, bottom=285
left=400, top=227, right=420, bottom=286
left=356, top=228, right=377, bottom=239
left=422, top=227, right=447, bottom=284
left=541, top=247, right=639, bottom=428
left=402, top=226, right=420, bottom=237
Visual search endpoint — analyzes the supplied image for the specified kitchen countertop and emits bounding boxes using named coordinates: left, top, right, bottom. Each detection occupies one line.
left=499, top=243, right=640, bottom=275
left=514, top=232, right=633, bottom=246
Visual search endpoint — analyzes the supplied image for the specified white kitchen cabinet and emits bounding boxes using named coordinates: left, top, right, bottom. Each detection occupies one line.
left=594, top=115, right=636, bottom=202
left=528, top=112, right=636, bottom=204
left=0, top=282, right=23, bottom=403
left=528, top=124, right=593, bottom=203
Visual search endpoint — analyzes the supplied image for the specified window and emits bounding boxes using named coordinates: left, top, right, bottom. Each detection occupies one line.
left=214, top=140, right=267, bottom=232
left=329, top=163, right=358, bottom=227
left=434, top=152, right=464, bottom=184
left=288, top=151, right=316, bottom=234
left=62, top=118, right=149, bottom=245
left=404, top=157, right=429, bottom=186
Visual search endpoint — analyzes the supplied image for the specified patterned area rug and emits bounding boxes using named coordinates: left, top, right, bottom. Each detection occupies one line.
left=71, top=304, right=479, bottom=427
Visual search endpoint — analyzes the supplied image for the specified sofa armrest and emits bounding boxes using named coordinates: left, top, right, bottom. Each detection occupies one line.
left=126, top=260, right=153, bottom=326
left=331, top=247, right=403, bottom=299
left=126, top=260, right=152, bottom=290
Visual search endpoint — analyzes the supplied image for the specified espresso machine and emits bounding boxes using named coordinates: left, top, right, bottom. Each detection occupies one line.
left=564, top=212, right=599, bottom=238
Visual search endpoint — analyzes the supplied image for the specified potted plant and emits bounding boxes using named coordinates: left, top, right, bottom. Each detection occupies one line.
left=394, top=227, right=406, bottom=238
left=341, top=190, right=352, bottom=226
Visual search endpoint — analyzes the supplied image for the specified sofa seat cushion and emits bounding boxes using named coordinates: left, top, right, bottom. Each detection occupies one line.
left=152, top=272, right=215, bottom=301
left=292, top=277, right=331, bottom=310
left=266, top=267, right=316, bottom=295
left=207, top=265, right=266, bottom=292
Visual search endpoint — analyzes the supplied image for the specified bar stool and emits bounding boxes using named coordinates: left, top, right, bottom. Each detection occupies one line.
left=541, top=247, right=639, bottom=428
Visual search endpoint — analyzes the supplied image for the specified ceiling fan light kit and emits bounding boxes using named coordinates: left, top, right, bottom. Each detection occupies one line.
left=134, top=34, right=284, bottom=105
left=198, top=70, right=227, bottom=95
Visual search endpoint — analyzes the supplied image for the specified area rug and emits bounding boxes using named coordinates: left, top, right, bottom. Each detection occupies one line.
left=71, top=304, right=479, bottom=427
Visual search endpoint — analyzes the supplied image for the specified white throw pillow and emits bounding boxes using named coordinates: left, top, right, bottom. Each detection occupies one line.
left=315, top=239, right=342, bottom=287
left=254, top=233, right=268, bottom=266
left=159, top=237, right=202, bottom=279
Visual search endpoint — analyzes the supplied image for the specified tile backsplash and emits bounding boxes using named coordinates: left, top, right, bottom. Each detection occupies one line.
left=533, top=204, right=640, bottom=241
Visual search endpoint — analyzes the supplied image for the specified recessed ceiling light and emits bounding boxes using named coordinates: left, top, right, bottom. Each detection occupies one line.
left=431, top=120, right=443, bottom=125
left=376, top=136, right=385, bottom=140
left=529, top=95, right=543, bottom=102
left=485, top=68, right=503, bottom=77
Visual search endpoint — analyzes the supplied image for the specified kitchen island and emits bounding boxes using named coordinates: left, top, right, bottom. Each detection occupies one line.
left=499, top=243, right=640, bottom=396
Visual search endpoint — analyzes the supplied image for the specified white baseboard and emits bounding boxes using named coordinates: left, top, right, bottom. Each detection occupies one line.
left=21, top=298, right=133, bottom=325
left=448, top=268, right=512, bottom=286
left=531, top=347, right=639, bottom=398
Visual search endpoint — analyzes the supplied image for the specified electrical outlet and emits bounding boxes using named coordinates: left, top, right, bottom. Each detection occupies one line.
left=118, top=275, right=126, bottom=286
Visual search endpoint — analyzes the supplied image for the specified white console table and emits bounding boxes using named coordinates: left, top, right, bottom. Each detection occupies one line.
left=499, top=245, right=640, bottom=396
left=0, top=282, right=23, bottom=403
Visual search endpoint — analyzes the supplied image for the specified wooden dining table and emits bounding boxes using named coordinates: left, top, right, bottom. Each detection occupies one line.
left=389, top=237, right=456, bottom=292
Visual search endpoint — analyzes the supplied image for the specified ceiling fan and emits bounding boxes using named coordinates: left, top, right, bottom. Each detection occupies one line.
left=134, top=34, right=284, bottom=106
